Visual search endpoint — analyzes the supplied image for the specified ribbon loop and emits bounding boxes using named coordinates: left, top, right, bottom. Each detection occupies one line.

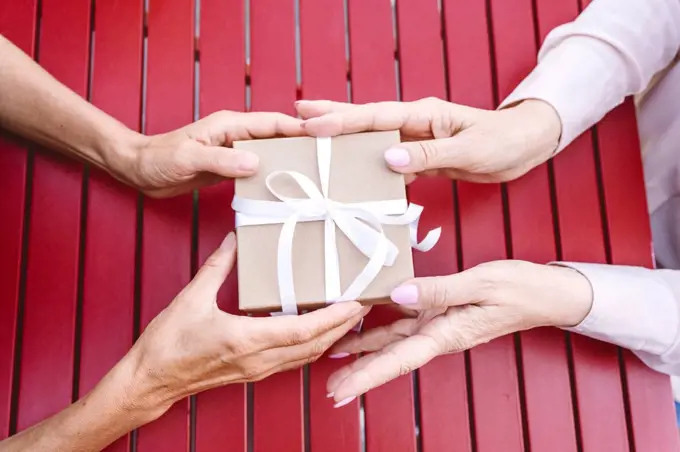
left=233, top=137, right=441, bottom=315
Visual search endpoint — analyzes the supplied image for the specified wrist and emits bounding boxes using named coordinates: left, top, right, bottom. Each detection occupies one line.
left=93, top=352, right=171, bottom=428
left=509, top=99, right=562, bottom=162
left=544, top=264, right=594, bottom=328
left=96, top=125, right=149, bottom=189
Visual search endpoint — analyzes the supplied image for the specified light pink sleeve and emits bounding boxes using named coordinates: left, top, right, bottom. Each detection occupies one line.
left=558, top=262, right=680, bottom=376
left=499, top=0, right=680, bottom=152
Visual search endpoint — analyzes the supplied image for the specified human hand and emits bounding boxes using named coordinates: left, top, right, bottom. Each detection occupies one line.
left=296, top=97, right=561, bottom=183
left=112, top=111, right=305, bottom=197
left=324, top=261, right=592, bottom=406
left=114, top=232, right=368, bottom=421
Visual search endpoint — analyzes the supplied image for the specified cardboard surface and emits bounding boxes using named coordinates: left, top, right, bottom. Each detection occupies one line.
left=234, top=131, right=414, bottom=312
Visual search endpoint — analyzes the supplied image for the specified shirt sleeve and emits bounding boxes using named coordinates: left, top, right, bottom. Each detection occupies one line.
left=557, top=262, right=680, bottom=376
left=499, top=0, right=680, bottom=152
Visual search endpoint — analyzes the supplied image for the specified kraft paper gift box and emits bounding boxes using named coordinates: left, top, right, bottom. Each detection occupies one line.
left=232, top=131, right=440, bottom=314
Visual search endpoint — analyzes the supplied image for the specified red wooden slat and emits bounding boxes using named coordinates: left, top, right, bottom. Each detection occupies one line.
left=136, top=0, right=194, bottom=450
left=346, top=1, right=418, bottom=451
left=78, top=2, right=143, bottom=452
left=533, top=1, right=630, bottom=451
left=299, top=1, right=362, bottom=451
left=395, top=1, right=470, bottom=451
left=347, top=0, right=396, bottom=105
left=0, top=0, right=38, bottom=438
left=555, top=124, right=624, bottom=452
left=597, top=101, right=680, bottom=451
left=249, top=1, right=303, bottom=451
left=194, top=0, right=247, bottom=450
left=443, top=0, right=523, bottom=450
left=579, top=0, right=673, bottom=448
left=494, top=0, right=577, bottom=449
left=250, top=0, right=297, bottom=116
left=299, top=0, right=346, bottom=103
left=15, top=0, right=90, bottom=432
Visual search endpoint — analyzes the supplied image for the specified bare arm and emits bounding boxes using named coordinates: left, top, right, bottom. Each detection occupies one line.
left=0, top=34, right=305, bottom=197
left=0, top=34, right=140, bottom=180
left=0, top=237, right=366, bottom=451
left=0, top=360, right=158, bottom=452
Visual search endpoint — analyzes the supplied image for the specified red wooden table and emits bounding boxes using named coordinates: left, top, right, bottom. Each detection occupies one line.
left=1, top=0, right=679, bottom=451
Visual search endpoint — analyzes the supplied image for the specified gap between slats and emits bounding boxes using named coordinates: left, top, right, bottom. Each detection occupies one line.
left=189, top=0, right=201, bottom=449
left=391, top=2, right=430, bottom=451
left=589, top=84, right=637, bottom=452
left=572, top=0, right=636, bottom=447
left=435, top=2, right=478, bottom=450
left=8, top=0, right=38, bottom=437
left=129, top=0, right=150, bottom=450
left=70, top=0, right=98, bottom=411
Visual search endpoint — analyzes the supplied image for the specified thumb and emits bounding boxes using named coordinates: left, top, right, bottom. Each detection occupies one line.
left=388, top=272, right=483, bottom=310
left=190, top=144, right=260, bottom=178
left=384, top=135, right=473, bottom=174
left=186, top=232, right=237, bottom=298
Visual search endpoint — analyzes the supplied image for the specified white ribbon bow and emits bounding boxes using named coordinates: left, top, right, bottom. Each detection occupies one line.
left=232, top=137, right=441, bottom=315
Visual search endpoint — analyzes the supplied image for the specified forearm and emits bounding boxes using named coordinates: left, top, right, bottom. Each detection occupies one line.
left=0, top=358, right=162, bottom=452
left=0, top=35, right=143, bottom=181
left=500, top=0, right=680, bottom=151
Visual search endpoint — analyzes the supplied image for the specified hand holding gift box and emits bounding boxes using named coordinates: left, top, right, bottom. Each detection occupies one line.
left=232, top=131, right=441, bottom=314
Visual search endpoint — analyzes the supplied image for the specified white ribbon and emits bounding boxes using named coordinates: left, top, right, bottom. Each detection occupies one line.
left=232, top=137, right=441, bottom=315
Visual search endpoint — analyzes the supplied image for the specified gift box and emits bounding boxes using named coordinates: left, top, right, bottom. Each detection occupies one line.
left=232, top=131, right=440, bottom=314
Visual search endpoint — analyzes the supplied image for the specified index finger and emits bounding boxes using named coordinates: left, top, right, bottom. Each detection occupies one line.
left=331, top=332, right=441, bottom=404
left=248, top=302, right=368, bottom=349
left=234, top=112, right=307, bottom=140
left=301, top=102, right=410, bottom=137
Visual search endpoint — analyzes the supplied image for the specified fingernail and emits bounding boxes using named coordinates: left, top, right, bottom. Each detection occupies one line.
left=329, top=352, right=350, bottom=359
left=334, top=396, right=356, bottom=408
left=221, top=232, right=236, bottom=249
left=384, top=147, right=410, bottom=167
left=326, top=392, right=334, bottom=398
left=390, top=284, right=418, bottom=305
left=238, top=152, right=259, bottom=172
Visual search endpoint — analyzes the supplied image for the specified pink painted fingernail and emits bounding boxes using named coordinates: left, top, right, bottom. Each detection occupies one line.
left=334, top=397, right=356, bottom=408
left=384, top=148, right=410, bottom=167
left=326, top=392, right=334, bottom=398
left=390, top=285, right=418, bottom=305
left=329, top=352, right=350, bottom=359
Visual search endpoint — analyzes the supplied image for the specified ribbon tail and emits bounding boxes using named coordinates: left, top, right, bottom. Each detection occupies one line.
left=411, top=226, right=442, bottom=252
left=324, top=218, right=342, bottom=302
left=277, top=214, right=300, bottom=315
left=339, top=233, right=390, bottom=302
left=333, top=209, right=401, bottom=265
